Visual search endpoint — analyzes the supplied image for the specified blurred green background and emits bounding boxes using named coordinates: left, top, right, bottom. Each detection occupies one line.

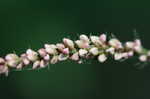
left=0, top=0, right=150, bottom=99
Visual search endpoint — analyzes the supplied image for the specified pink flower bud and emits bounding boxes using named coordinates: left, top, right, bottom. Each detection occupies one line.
left=44, top=54, right=50, bottom=61
left=135, top=39, right=141, bottom=46
left=33, top=60, right=40, bottom=69
left=0, top=58, right=5, bottom=64
left=16, top=63, right=23, bottom=70
left=50, top=55, right=58, bottom=64
left=5, top=54, right=20, bottom=67
left=139, top=55, right=147, bottom=62
left=125, top=42, right=135, bottom=49
left=62, top=48, right=69, bottom=54
left=133, top=39, right=142, bottom=53
left=38, top=48, right=47, bottom=57
left=106, top=47, right=115, bottom=55
left=56, top=43, right=65, bottom=52
left=44, top=44, right=57, bottom=55
left=40, top=60, right=48, bottom=68
left=114, top=53, right=123, bottom=60
left=90, top=36, right=103, bottom=46
left=75, top=40, right=89, bottom=49
left=79, top=49, right=88, bottom=57
left=98, top=54, right=107, bottom=63
left=0, top=65, right=8, bottom=76
left=108, top=39, right=122, bottom=49
left=99, top=34, right=107, bottom=42
left=0, top=58, right=8, bottom=75
left=122, top=52, right=128, bottom=58
left=79, top=34, right=89, bottom=43
left=70, top=52, right=79, bottom=61
left=128, top=51, right=134, bottom=57
left=63, top=38, right=74, bottom=49
left=89, top=47, right=99, bottom=56
left=21, top=54, right=30, bottom=65
left=26, top=49, right=38, bottom=62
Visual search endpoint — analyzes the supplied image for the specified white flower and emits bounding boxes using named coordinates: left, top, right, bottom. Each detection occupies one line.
left=108, top=38, right=122, bottom=49
left=40, top=60, right=48, bottom=68
left=135, top=39, right=141, bottom=46
left=134, top=39, right=142, bottom=53
left=89, top=47, right=99, bottom=56
left=63, top=38, right=74, bottom=49
left=75, top=40, right=89, bottom=49
left=44, top=54, right=50, bottom=61
left=114, top=53, right=123, bottom=60
left=99, top=34, right=107, bottom=42
left=139, top=55, right=147, bottom=62
left=50, top=55, right=58, bottom=64
left=128, top=51, right=134, bottom=57
left=38, top=48, right=47, bottom=57
left=32, top=60, right=40, bottom=69
left=5, top=54, right=20, bottom=67
left=79, top=34, right=89, bottom=43
left=16, top=63, right=23, bottom=69
left=26, top=49, right=38, bottom=62
left=98, top=54, right=107, bottom=63
left=70, top=52, right=79, bottom=61
left=44, top=44, right=57, bottom=55
left=0, top=65, right=8, bottom=76
left=79, top=49, right=88, bottom=57
left=56, top=43, right=65, bottom=52
left=125, top=41, right=135, bottom=49
left=106, top=47, right=115, bottom=55
left=62, top=48, right=69, bottom=54
left=58, top=54, right=69, bottom=61
left=90, top=36, right=102, bottom=46
left=122, top=52, right=128, bottom=58
left=0, top=58, right=8, bottom=75
left=21, top=54, right=30, bottom=65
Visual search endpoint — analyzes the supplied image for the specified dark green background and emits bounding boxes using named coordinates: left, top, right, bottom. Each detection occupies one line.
left=0, top=0, right=150, bottom=99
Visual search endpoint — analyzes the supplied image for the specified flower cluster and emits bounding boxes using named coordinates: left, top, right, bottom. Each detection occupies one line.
left=0, top=33, right=149, bottom=76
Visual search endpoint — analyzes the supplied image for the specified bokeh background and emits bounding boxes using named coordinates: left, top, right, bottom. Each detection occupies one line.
left=0, top=0, right=150, bottom=99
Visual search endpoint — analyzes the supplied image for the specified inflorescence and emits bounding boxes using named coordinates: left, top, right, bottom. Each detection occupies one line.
left=0, top=33, right=149, bottom=76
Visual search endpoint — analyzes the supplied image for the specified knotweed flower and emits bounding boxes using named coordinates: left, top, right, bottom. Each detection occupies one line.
left=5, top=54, right=20, bottom=67
left=38, top=48, right=47, bottom=57
left=109, top=38, right=123, bottom=49
left=89, top=47, right=99, bottom=56
left=0, top=58, right=8, bottom=75
left=106, top=47, right=115, bottom=55
left=99, top=34, right=107, bottom=42
left=20, top=54, right=30, bottom=65
left=62, top=48, right=69, bottom=54
left=44, top=44, right=57, bottom=55
left=75, top=40, right=89, bottom=49
left=79, top=34, right=90, bottom=43
left=0, top=32, right=150, bottom=76
left=26, top=49, right=38, bottom=62
left=114, top=53, right=123, bottom=60
left=70, top=52, right=79, bottom=61
left=50, top=55, right=58, bottom=64
left=63, top=38, right=74, bottom=49
left=56, top=43, right=65, bottom=52
left=98, top=54, right=107, bottom=63
left=79, top=49, right=88, bottom=57
left=139, top=55, right=147, bottom=62
left=33, top=60, right=40, bottom=69
left=90, top=36, right=103, bottom=46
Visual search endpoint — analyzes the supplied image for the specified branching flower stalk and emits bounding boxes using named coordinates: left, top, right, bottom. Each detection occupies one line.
left=0, top=33, right=149, bottom=76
